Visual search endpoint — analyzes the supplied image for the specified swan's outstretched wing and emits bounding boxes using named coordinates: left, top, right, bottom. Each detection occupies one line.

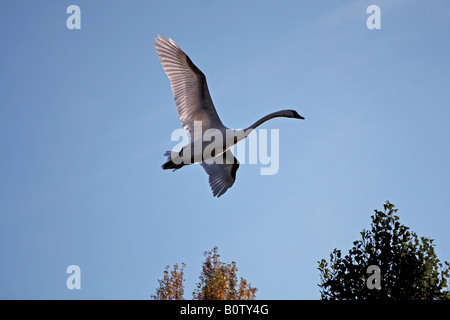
left=154, top=35, right=225, bottom=140
left=200, top=150, right=239, bottom=198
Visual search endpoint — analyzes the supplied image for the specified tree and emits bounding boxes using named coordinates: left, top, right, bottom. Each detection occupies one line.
left=318, top=201, right=450, bottom=300
left=151, top=246, right=257, bottom=300
left=151, top=263, right=185, bottom=300
left=193, top=246, right=257, bottom=300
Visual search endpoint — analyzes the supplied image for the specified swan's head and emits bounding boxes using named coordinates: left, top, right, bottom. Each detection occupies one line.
left=286, top=109, right=305, bottom=120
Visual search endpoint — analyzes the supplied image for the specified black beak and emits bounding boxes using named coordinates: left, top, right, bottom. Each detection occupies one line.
left=293, top=111, right=305, bottom=119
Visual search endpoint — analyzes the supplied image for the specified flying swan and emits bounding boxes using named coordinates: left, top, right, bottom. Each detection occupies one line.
left=154, top=35, right=304, bottom=197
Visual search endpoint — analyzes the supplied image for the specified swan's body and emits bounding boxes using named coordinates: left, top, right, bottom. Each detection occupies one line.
left=154, top=35, right=304, bottom=197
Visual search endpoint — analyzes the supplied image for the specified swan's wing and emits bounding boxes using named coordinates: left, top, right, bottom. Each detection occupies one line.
left=154, top=35, right=225, bottom=140
left=200, top=150, right=239, bottom=198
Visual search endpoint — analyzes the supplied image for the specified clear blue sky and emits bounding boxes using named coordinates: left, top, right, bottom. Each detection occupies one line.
left=1, top=0, right=449, bottom=299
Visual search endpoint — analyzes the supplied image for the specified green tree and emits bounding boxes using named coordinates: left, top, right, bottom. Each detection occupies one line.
left=318, top=201, right=450, bottom=300
left=151, top=246, right=257, bottom=300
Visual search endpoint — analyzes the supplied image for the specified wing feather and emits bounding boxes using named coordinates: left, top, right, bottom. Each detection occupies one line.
left=200, top=150, right=239, bottom=197
left=154, top=35, right=225, bottom=139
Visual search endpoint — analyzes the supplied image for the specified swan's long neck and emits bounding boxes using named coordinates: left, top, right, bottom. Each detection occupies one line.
left=244, top=110, right=290, bottom=135
left=227, top=110, right=297, bottom=147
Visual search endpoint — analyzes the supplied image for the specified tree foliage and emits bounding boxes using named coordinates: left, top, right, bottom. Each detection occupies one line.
left=318, top=201, right=450, bottom=300
left=151, top=246, right=257, bottom=300
left=193, top=246, right=257, bottom=300
left=151, top=262, right=185, bottom=300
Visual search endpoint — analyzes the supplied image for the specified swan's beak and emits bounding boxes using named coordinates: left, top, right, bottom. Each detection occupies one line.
left=293, top=111, right=305, bottom=119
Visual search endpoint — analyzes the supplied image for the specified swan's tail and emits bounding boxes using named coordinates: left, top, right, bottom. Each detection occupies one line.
left=162, top=151, right=184, bottom=171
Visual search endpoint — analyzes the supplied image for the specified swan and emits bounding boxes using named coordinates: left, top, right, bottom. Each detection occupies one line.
left=154, top=35, right=304, bottom=197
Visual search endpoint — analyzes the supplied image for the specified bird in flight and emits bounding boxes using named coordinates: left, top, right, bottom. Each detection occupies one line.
left=154, top=35, right=304, bottom=197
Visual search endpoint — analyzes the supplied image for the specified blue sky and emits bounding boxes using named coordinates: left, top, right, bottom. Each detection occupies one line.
left=1, top=0, right=449, bottom=299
